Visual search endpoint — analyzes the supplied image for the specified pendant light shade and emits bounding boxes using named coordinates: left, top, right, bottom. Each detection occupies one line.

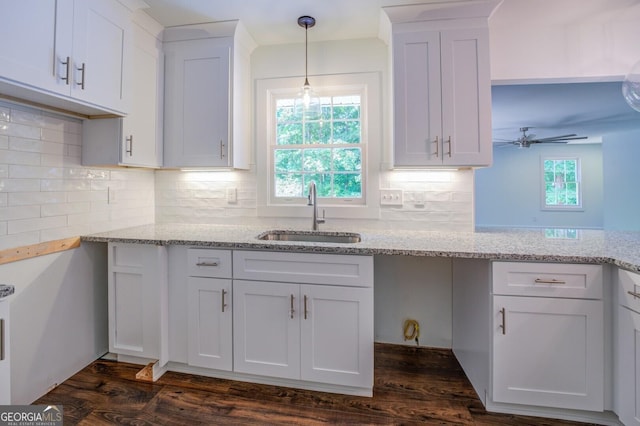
left=623, top=59, right=640, bottom=112
left=294, top=15, right=321, bottom=120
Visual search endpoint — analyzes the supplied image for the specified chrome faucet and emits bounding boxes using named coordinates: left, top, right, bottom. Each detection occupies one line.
left=307, top=181, right=325, bottom=230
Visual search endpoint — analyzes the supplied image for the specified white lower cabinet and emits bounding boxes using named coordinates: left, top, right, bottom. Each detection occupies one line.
left=0, top=300, right=9, bottom=404
left=186, top=247, right=233, bottom=371
left=232, top=251, right=374, bottom=392
left=108, top=243, right=168, bottom=363
left=491, top=262, right=604, bottom=412
left=617, top=269, right=640, bottom=425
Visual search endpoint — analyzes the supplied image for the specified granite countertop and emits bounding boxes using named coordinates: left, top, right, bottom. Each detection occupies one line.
left=81, top=223, right=640, bottom=273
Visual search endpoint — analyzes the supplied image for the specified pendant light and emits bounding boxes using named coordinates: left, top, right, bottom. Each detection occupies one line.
left=623, top=59, right=640, bottom=112
left=294, top=15, right=321, bottom=120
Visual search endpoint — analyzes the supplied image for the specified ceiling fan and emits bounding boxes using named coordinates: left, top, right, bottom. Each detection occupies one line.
left=494, top=127, right=588, bottom=148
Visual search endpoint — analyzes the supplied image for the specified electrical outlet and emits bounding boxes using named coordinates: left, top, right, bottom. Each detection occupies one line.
left=380, top=189, right=403, bottom=206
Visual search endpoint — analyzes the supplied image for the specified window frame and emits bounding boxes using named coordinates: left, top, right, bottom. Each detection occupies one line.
left=540, top=156, right=583, bottom=211
left=271, top=90, right=366, bottom=205
left=256, top=73, right=382, bottom=220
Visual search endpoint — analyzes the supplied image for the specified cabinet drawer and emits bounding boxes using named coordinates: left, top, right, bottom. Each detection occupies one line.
left=233, top=251, right=373, bottom=287
left=619, top=269, right=640, bottom=313
left=187, top=249, right=232, bottom=278
left=492, top=262, right=603, bottom=299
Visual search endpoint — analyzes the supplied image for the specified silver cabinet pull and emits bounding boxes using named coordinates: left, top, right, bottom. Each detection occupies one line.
left=221, top=289, right=228, bottom=313
left=220, top=140, right=226, bottom=159
left=0, top=318, right=4, bottom=361
left=126, top=135, right=133, bottom=156
left=290, top=294, right=295, bottom=319
left=77, top=63, right=86, bottom=89
left=534, top=278, right=566, bottom=285
left=433, top=135, right=439, bottom=158
left=446, top=136, right=452, bottom=157
left=499, top=308, right=506, bottom=335
left=303, top=295, right=308, bottom=320
left=196, top=261, right=219, bottom=267
left=61, top=56, right=70, bottom=85
left=628, top=290, right=640, bottom=299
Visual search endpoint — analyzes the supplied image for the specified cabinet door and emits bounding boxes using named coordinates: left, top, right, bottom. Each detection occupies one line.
left=618, top=305, right=640, bottom=425
left=164, top=39, right=231, bottom=167
left=440, top=28, right=492, bottom=167
left=492, top=296, right=604, bottom=411
left=392, top=31, right=443, bottom=166
left=108, top=243, right=168, bottom=362
left=121, top=20, right=162, bottom=167
left=187, top=277, right=232, bottom=371
left=233, top=280, right=300, bottom=379
left=300, top=285, right=373, bottom=388
left=0, top=301, right=9, bottom=404
left=0, top=0, right=72, bottom=95
left=71, top=0, right=129, bottom=113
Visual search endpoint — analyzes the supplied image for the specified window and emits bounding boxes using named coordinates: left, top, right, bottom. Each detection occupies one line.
left=272, top=94, right=364, bottom=203
left=542, top=157, right=582, bottom=209
left=256, top=73, right=381, bottom=219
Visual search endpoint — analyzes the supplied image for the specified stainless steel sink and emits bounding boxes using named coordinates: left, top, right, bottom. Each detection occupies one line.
left=257, top=230, right=361, bottom=244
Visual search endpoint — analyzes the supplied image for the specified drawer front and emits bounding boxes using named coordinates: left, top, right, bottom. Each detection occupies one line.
left=619, top=269, right=640, bottom=313
left=187, top=249, right=232, bottom=278
left=492, top=262, right=603, bottom=299
left=233, top=251, right=374, bottom=287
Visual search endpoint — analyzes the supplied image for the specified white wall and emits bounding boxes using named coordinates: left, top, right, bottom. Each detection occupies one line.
left=603, top=130, right=640, bottom=230
left=475, top=143, right=604, bottom=228
left=0, top=101, right=155, bottom=250
left=490, top=0, right=640, bottom=82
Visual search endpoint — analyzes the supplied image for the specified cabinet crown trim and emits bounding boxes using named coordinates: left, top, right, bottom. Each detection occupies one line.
left=383, top=0, right=502, bottom=24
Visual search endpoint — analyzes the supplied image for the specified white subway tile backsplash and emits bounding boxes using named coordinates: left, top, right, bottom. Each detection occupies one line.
left=0, top=149, right=41, bottom=166
left=0, top=101, right=155, bottom=249
left=0, top=205, right=40, bottom=221
left=9, top=191, right=66, bottom=206
left=8, top=216, right=67, bottom=234
left=0, top=178, right=41, bottom=192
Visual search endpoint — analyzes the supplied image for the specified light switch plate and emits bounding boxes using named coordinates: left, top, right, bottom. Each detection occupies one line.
left=380, top=189, right=403, bottom=206
left=226, top=187, right=237, bottom=203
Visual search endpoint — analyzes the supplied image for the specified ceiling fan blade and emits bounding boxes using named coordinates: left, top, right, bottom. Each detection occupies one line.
left=533, top=136, right=589, bottom=143
left=532, top=134, right=577, bottom=142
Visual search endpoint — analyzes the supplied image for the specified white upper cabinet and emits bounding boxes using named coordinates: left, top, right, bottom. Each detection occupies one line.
left=82, top=11, right=164, bottom=168
left=384, top=1, right=499, bottom=168
left=0, top=0, right=134, bottom=116
left=163, top=21, right=256, bottom=169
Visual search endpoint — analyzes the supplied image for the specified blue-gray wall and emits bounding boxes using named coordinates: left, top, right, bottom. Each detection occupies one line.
left=475, top=143, right=604, bottom=228
left=602, top=130, right=640, bottom=230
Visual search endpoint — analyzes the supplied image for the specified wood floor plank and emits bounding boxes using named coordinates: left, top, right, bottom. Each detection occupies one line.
left=35, top=344, right=596, bottom=425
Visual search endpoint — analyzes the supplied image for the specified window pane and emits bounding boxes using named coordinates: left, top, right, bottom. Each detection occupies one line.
left=333, top=96, right=361, bottom=119
left=275, top=173, right=303, bottom=197
left=333, top=121, right=360, bottom=144
left=334, top=173, right=362, bottom=198
left=303, top=149, right=331, bottom=172
left=276, top=99, right=296, bottom=122
left=305, top=174, right=332, bottom=197
left=274, top=149, right=302, bottom=172
left=305, top=122, right=331, bottom=144
left=277, top=123, right=303, bottom=145
left=333, top=148, right=361, bottom=172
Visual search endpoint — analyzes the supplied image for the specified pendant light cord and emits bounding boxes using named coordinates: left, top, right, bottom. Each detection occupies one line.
left=304, top=21, right=309, bottom=86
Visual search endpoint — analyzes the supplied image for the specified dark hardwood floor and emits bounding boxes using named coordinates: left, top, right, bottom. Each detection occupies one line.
left=36, top=344, right=594, bottom=425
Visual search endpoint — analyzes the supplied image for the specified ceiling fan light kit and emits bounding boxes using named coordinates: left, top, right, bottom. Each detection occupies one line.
left=495, top=127, right=588, bottom=148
